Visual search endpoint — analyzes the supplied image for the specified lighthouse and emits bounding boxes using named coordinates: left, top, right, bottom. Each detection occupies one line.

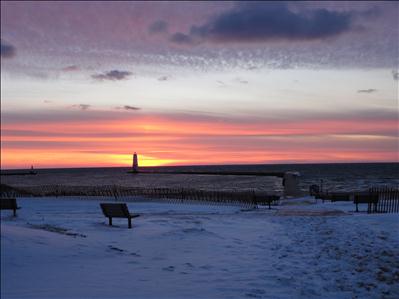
left=132, top=152, right=139, bottom=173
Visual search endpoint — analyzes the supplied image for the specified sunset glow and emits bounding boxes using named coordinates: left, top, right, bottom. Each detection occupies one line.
left=2, top=112, right=397, bottom=169
left=1, top=1, right=398, bottom=169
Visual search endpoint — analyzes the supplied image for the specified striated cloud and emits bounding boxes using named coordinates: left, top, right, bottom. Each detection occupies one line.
left=62, top=65, right=79, bottom=72
left=72, top=104, right=91, bottom=110
left=170, top=2, right=355, bottom=45
left=92, top=70, right=132, bottom=81
left=357, top=89, right=377, bottom=93
left=149, top=20, right=168, bottom=34
left=1, top=40, right=16, bottom=58
left=115, top=105, right=141, bottom=111
left=235, top=78, right=248, bottom=84
left=120, top=105, right=141, bottom=111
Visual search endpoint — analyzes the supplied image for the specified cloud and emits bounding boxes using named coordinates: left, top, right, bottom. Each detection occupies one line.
left=1, top=40, right=16, bottom=58
left=357, top=89, right=377, bottom=93
left=158, top=76, right=169, bottom=81
left=170, top=2, right=354, bottom=45
left=72, top=104, right=91, bottom=110
left=235, top=78, right=248, bottom=84
left=120, top=105, right=141, bottom=111
left=169, top=32, right=195, bottom=45
left=62, top=65, right=79, bottom=72
left=392, top=70, right=399, bottom=81
left=216, top=80, right=226, bottom=87
left=149, top=20, right=168, bottom=34
left=91, top=70, right=132, bottom=81
left=358, top=6, right=382, bottom=18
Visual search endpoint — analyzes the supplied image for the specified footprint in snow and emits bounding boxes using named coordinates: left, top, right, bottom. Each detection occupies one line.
left=108, top=245, right=125, bottom=253
left=200, top=264, right=213, bottom=270
left=245, top=289, right=266, bottom=298
left=162, top=266, right=175, bottom=272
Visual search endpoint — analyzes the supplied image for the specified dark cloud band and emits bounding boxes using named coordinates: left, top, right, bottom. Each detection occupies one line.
left=171, top=2, right=355, bottom=45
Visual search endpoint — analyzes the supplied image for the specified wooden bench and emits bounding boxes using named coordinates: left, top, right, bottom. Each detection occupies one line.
left=354, top=193, right=378, bottom=213
left=100, top=203, right=139, bottom=228
left=328, top=192, right=351, bottom=202
left=252, top=193, right=280, bottom=209
left=0, top=198, right=20, bottom=216
left=317, top=192, right=351, bottom=202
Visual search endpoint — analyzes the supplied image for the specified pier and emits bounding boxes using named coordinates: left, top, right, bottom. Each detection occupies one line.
left=135, top=170, right=285, bottom=177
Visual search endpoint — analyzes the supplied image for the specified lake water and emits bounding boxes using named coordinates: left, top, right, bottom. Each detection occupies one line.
left=2, top=163, right=398, bottom=193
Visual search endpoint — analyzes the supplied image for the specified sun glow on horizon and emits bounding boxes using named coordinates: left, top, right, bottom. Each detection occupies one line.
left=1, top=111, right=398, bottom=169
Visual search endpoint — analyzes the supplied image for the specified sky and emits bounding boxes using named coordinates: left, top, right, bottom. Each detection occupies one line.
left=1, top=1, right=398, bottom=169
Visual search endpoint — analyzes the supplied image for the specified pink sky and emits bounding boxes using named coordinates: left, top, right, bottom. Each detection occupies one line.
left=1, top=1, right=398, bottom=168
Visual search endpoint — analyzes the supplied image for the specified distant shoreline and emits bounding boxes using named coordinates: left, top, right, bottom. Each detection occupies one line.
left=2, top=161, right=398, bottom=172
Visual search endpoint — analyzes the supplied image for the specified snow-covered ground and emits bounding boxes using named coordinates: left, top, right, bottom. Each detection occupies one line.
left=1, top=197, right=398, bottom=299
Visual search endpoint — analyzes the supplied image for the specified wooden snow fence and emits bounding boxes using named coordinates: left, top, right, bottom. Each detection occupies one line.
left=370, top=187, right=399, bottom=214
left=353, top=187, right=399, bottom=214
left=6, top=185, right=281, bottom=209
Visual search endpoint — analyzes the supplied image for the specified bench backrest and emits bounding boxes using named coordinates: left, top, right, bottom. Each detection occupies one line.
left=329, top=192, right=351, bottom=201
left=354, top=193, right=378, bottom=204
left=0, top=198, right=18, bottom=210
left=100, top=203, right=130, bottom=218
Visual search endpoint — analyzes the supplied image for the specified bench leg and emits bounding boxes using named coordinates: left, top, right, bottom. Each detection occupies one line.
left=128, top=217, right=132, bottom=229
left=108, top=217, right=112, bottom=226
left=13, top=209, right=17, bottom=217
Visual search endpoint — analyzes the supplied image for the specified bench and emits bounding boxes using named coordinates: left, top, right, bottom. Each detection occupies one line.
left=354, top=193, right=378, bottom=213
left=100, top=203, right=139, bottom=228
left=252, top=193, right=280, bottom=209
left=328, top=192, right=351, bottom=202
left=0, top=198, right=20, bottom=216
left=317, top=192, right=351, bottom=202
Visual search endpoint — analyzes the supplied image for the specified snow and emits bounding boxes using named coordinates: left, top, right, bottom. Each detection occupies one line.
left=1, top=197, right=398, bottom=299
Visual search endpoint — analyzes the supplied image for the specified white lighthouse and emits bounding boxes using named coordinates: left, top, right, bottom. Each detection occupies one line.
left=132, top=152, right=139, bottom=173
